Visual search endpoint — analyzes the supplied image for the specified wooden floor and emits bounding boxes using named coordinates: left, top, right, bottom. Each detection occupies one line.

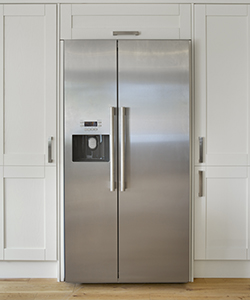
left=0, top=278, right=249, bottom=300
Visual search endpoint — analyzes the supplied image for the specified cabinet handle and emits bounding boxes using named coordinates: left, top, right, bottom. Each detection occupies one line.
left=198, top=171, right=203, bottom=197
left=110, top=107, right=115, bottom=192
left=199, top=137, right=204, bottom=163
left=48, top=137, right=53, bottom=163
left=113, top=31, right=140, bottom=36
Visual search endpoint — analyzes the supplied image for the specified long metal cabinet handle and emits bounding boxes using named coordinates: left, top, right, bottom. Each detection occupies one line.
left=198, top=171, right=203, bottom=197
left=48, top=137, right=53, bottom=163
left=110, top=107, right=115, bottom=191
left=121, top=107, right=126, bottom=192
left=199, top=137, right=204, bottom=163
left=113, top=31, right=140, bottom=36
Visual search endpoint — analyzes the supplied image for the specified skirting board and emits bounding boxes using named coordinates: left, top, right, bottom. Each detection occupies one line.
left=1, top=261, right=249, bottom=279
left=194, top=261, right=250, bottom=278
left=0, top=261, right=57, bottom=278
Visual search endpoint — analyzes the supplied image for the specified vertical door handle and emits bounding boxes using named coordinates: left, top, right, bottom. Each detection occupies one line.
left=110, top=107, right=115, bottom=191
left=121, top=107, right=126, bottom=192
left=48, top=137, right=53, bottom=163
left=198, top=171, right=203, bottom=197
left=199, top=137, right=204, bottom=163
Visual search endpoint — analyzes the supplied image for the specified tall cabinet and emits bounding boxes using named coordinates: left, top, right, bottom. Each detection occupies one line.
left=0, top=4, right=57, bottom=265
left=194, top=4, right=250, bottom=274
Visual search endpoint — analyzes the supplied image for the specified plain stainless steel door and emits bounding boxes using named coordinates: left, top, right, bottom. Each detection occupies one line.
left=64, top=40, right=117, bottom=283
left=119, top=41, right=190, bottom=282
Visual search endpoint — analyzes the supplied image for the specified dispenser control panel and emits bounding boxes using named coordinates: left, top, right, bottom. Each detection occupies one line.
left=80, top=120, right=102, bottom=131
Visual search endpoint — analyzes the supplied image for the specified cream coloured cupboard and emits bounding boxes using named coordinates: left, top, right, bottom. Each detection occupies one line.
left=0, top=4, right=57, bottom=262
left=60, top=3, right=191, bottom=39
left=194, top=4, right=250, bottom=272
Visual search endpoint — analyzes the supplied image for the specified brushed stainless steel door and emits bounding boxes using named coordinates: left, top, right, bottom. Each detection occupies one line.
left=64, top=40, right=117, bottom=283
left=118, top=41, right=190, bottom=282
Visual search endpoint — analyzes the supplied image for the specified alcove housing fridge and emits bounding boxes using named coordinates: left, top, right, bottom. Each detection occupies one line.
left=64, top=40, right=191, bottom=283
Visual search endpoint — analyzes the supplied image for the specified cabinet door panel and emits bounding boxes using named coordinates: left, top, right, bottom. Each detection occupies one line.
left=4, top=15, right=45, bottom=158
left=1, top=167, right=56, bottom=261
left=5, top=177, right=45, bottom=249
left=195, top=5, right=250, bottom=166
left=60, top=4, right=191, bottom=40
left=194, top=167, right=248, bottom=260
left=207, top=17, right=247, bottom=160
left=1, top=5, right=56, bottom=166
left=207, top=177, right=247, bottom=259
left=0, top=6, right=3, bottom=166
left=0, top=166, right=2, bottom=260
left=194, top=167, right=206, bottom=259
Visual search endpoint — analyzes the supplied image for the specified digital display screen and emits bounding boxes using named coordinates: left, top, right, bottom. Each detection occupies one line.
left=84, top=121, right=98, bottom=127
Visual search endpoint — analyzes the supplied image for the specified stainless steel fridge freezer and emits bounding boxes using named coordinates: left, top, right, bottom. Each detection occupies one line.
left=64, top=40, right=191, bottom=283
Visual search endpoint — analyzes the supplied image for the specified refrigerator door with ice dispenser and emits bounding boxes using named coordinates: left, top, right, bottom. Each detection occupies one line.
left=64, top=40, right=118, bottom=283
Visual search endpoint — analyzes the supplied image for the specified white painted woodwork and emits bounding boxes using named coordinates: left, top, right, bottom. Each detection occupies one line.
left=249, top=172, right=250, bottom=260
left=1, top=4, right=56, bottom=166
left=1, top=167, right=56, bottom=261
left=0, top=4, right=57, bottom=262
left=194, top=5, right=250, bottom=166
left=4, top=0, right=250, bottom=3
left=206, top=5, right=248, bottom=15
left=0, top=6, right=3, bottom=167
left=45, top=167, right=57, bottom=261
left=3, top=4, right=45, bottom=15
left=59, top=40, right=65, bottom=282
left=194, top=167, right=206, bottom=260
left=194, top=167, right=248, bottom=260
left=0, top=166, right=2, bottom=260
left=72, top=4, right=180, bottom=14
left=5, top=178, right=45, bottom=249
left=60, top=4, right=191, bottom=39
left=4, top=249, right=46, bottom=261
left=0, top=261, right=57, bottom=278
left=194, top=261, right=250, bottom=278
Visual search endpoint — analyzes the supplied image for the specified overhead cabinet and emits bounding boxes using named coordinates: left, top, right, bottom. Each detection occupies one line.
left=60, top=4, right=191, bottom=39
left=0, top=4, right=57, bottom=261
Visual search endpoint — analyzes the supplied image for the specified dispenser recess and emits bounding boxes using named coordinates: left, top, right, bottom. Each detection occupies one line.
left=72, top=135, right=109, bottom=162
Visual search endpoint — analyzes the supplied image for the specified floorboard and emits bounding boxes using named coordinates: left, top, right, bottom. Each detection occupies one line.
left=0, top=278, right=249, bottom=300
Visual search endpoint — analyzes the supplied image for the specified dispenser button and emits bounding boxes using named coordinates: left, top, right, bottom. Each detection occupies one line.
left=88, top=137, right=97, bottom=150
